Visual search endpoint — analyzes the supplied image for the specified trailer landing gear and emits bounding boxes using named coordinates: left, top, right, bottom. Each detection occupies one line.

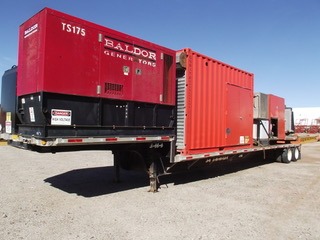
left=148, top=161, right=159, bottom=193
left=113, top=149, right=163, bottom=192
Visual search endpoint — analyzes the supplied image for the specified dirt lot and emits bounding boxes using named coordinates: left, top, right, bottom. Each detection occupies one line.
left=0, top=142, right=319, bottom=240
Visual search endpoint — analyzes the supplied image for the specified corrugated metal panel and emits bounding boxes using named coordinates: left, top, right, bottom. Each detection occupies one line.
left=176, top=48, right=254, bottom=155
left=176, top=75, right=186, bottom=149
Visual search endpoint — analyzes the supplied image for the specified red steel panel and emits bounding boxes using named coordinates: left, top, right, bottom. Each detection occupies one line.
left=268, top=94, right=285, bottom=139
left=178, top=48, right=254, bottom=155
left=18, top=11, right=45, bottom=96
left=17, top=8, right=175, bottom=105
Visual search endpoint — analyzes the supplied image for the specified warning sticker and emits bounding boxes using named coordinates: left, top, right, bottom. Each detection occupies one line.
left=5, top=121, right=12, bottom=134
left=51, top=109, right=72, bottom=125
left=239, top=136, right=250, bottom=144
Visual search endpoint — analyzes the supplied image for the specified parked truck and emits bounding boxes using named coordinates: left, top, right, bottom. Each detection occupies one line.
left=1, top=8, right=301, bottom=191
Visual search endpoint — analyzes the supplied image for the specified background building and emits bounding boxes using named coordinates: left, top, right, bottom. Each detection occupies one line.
left=293, top=107, right=320, bottom=133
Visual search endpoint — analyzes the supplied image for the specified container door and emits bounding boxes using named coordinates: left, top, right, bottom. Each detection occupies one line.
left=226, top=84, right=253, bottom=146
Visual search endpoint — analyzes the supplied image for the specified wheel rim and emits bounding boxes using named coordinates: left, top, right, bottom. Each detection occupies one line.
left=287, top=148, right=293, bottom=162
left=294, top=148, right=300, bottom=160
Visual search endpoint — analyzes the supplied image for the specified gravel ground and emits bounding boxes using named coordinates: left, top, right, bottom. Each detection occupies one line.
left=0, top=142, right=319, bottom=240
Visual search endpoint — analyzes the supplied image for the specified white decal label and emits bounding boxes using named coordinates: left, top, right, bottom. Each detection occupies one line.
left=5, top=112, right=12, bottom=133
left=29, top=107, right=35, bottom=122
left=61, top=22, right=86, bottom=36
left=5, top=121, right=12, bottom=134
left=51, top=109, right=72, bottom=125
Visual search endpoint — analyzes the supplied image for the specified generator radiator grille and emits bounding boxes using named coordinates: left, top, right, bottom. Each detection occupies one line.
left=105, top=82, right=123, bottom=95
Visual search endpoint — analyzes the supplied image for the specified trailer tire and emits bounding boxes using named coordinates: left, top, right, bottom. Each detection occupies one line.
left=292, top=147, right=300, bottom=161
left=281, top=148, right=293, bottom=164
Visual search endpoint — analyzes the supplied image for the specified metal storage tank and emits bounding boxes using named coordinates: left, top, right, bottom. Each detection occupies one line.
left=176, top=48, right=254, bottom=155
left=0, top=66, right=18, bottom=134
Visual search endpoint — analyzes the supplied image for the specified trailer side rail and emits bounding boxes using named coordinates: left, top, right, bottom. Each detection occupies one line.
left=175, top=144, right=301, bottom=162
left=8, top=135, right=175, bottom=147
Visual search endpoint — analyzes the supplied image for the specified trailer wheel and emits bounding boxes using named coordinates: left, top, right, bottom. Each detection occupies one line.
left=281, top=148, right=293, bottom=163
left=292, top=147, right=301, bottom=161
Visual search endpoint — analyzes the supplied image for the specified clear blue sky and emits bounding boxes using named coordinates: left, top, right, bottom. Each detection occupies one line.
left=0, top=0, right=319, bottom=107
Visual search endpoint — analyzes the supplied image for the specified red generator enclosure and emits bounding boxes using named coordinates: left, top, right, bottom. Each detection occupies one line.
left=176, top=48, right=254, bottom=155
left=268, top=94, right=285, bottom=139
left=18, top=7, right=175, bottom=104
left=16, top=8, right=176, bottom=138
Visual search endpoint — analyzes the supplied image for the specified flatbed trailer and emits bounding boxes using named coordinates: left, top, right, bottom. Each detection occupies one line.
left=1, top=8, right=302, bottom=192
left=7, top=133, right=301, bottom=192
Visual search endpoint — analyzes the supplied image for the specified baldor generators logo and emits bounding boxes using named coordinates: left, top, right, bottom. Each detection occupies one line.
left=24, top=23, right=38, bottom=38
left=103, top=36, right=157, bottom=67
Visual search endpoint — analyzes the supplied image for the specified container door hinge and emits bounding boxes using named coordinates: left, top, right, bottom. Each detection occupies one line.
left=97, top=85, right=101, bottom=95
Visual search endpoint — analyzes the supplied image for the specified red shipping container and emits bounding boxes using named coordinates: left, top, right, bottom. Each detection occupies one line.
left=268, top=94, right=285, bottom=139
left=17, top=8, right=175, bottom=106
left=176, top=48, right=254, bottom=155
